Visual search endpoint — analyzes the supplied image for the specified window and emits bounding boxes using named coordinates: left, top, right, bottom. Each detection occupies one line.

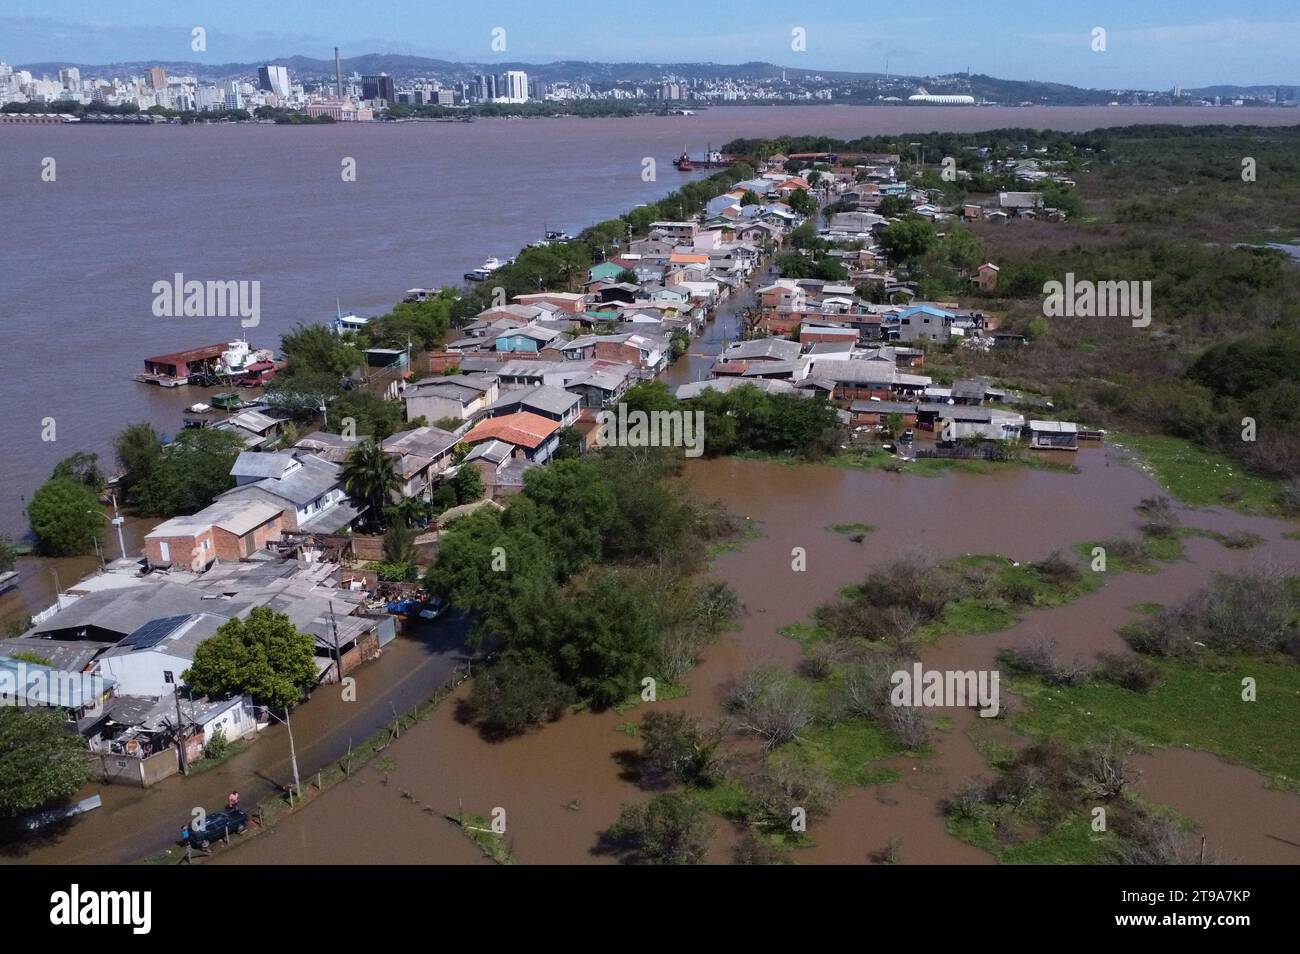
left=163, top=671, right=174, bottom=684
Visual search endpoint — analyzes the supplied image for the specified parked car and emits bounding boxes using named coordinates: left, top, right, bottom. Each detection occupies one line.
left=189, top=808, right=248, bottom=848
left=901, top=428, right=914, bottom=444
left=418, top=596, right=448, bottom=620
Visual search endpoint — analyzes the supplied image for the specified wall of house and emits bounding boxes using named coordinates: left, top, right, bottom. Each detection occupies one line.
left=87, top=747, right=179, bottom=787
left=145, top=529, right=214, bottom=570
left=200, top=696, right=257, bottom=744
left=212, top=516, right=282, bottom=562
left=98, top=650, right=194, bottom=697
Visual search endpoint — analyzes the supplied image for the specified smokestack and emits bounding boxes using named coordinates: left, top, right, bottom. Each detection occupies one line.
left=334, top=47, right=343, bottom=100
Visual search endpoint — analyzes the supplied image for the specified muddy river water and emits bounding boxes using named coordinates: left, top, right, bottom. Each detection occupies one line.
left=214, top=436, right=1300, bottom=865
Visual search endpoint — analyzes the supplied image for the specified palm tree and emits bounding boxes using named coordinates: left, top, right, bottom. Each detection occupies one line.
left=341, top=440, right=400, bottom=530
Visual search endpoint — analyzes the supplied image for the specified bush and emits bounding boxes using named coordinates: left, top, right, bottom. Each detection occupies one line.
left=1035, top=550, right=1082, bottom=587
left=468, top=654, right=574, bottom=737
left=1094, top=652, right=1162, bottom=692
left=600, top=792, right=714, bottom=865
left=203, top=728, right=230, bottom=761
left=1136, top=495, right=1179, bottom=537
left=999, top=638, right=1090, bottom=687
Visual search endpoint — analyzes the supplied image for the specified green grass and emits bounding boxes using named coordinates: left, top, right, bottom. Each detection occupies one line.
left=705, top=520, right=764, bottom=562
left=1111, top=431, right=1282, bottom=513
left=685, top=777, right=751, bottom=821
left=828, top=522, right=877, bottom=535
left=771, top=720, right=906, bottom=787
left=830, top=449, right=1077, bottom=477
left=778, top=620, right=832, bottom=651
left=613, top=681, right=689, bottom=713
left=917, top=554, right=1102, bottom=641
left=1073, top=536, right=1183, bottom=574
left=456, top=813, right=517, bottom=865
left=948, top=810, right=1116, bottom=865
left=1008, top=655, right=1300, bottom=793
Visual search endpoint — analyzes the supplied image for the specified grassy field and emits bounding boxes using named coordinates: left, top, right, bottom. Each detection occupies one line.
left=771, top=720, right=907, bottom=787
left=1110, top=431, right=1283, bottom=513
left=1007, top=655, right=1300, bottom=793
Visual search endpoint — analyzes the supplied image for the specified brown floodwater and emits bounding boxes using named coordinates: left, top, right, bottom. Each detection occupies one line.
left=209, top=442, right=1299, bottom=865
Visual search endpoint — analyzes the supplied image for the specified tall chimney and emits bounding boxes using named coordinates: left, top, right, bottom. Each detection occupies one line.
left=334, top=47, right=343, bottom=100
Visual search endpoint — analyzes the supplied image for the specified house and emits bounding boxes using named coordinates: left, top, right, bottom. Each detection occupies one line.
left=401, top=374, right=498, bottom=423
left=800, top=324, right=860, bottom=347
left=648, top=221, right=698, bottom=244
left=486, top=385, right=580, bottom=427
left=463, top=411, right=561, bottom=464
left=461, top=440, right=536, bottom=498
left=588, top=261, right=627, bottom=283
left=973, top=262, right=1000, bottom=292
left=96, top=612, right=229, bottom=697
left=493, top=324, right=562, bottom=354
left=221, top=450, right=360, bottom=534
left=513, top=292, right=587, bottom=314
left=951, top=378, right=992, bottom=405
left=1028, top=420, right=1079, bottom=450
left=293, top=430, right=362, bottom=463
left=145, top=498, right=284, bottom=571
left=714, top=337, right=802, bottom=374
left=917, top=404, right=1025, bottom=441
left=849, top=400, right=919, bottom=429
left=998, top=191, right=1045, bottom=214
left=212, top=407, right=282, bottom=449
left=893, top=305, right=957, bottom=343
left=381, top=426, right=461, bottom=498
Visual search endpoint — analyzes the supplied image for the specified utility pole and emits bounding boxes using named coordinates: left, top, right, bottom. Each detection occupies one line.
left=329, top=600, right=343, bottom=683
left=110, top=493, right=127, bottom=560
left=173, top=687, right=190, bottom=776
left=285, top=707, right=301, bottom=799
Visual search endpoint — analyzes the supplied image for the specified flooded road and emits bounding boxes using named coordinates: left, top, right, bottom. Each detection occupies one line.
left=5, top=617, right=469, bottom=865
left=201, top=441, right=1299, bottom=865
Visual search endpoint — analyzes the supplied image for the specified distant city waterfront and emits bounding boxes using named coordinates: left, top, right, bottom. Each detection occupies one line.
left=1, top=103, right=1295, bottom=536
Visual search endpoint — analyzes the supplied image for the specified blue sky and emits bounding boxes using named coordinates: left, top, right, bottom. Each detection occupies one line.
left=4, top=0, right=1298, bottom=89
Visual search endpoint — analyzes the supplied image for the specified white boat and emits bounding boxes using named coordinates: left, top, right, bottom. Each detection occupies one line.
left=464, top=257, right=504, bottom=281
left=187, top=402, right=212, bottom=413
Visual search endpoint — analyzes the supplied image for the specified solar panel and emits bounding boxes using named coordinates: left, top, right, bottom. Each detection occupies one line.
left=119, top=614, right=193, bottom=650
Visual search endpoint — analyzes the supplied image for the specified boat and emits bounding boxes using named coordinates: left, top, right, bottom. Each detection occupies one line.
left=464, top=257, right=504, bottom=281
left=673, top=149, right=694, bottom=171
left=211, top=391, right=244, bottom=410
left=187, top=402, right=212, bottom=413
left=0, top=570, right=18, bottom=595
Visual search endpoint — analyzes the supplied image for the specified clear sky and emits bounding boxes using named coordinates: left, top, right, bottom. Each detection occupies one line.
left=4, top=0, right=1297, bottom=89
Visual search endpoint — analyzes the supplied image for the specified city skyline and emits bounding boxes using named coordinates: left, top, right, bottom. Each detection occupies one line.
left=4, top=0, right=1300, bottom=90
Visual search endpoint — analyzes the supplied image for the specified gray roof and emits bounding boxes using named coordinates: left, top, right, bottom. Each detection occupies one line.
left=223, top=452, right=342, bottom=508
left=488, top=385, right=579, bottom=418
left=719, top=338, right=801, bottom=362
left=849, top=400, right=919, bottom=414
left=0, top=637, right=114, bottom=671
left=27, top=582, right=249, bottom=640
left=675, top=378, right=801, bottom=400
left=231, top=451, right=295, bottom=480
left=99, top=612, right=228, bottom=662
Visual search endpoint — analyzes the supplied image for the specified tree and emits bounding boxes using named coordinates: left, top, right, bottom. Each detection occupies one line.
left=382, top=521, right=418, bottom=566
left=600, top=792, right=714, bottom=865
left=27, top=478, right=102, bottom=557
left=468, top=653, right=573, bottom=737
left=638, top=710, right=724, bottom=786
left=114, top=421, right=163, bottom=494
left=131, top=428, right=244, bottom=517
left=740, top=189, right=761, bottom=206
left=342, top=440, right=400, bottom=530
left=183, top=607, right=318, bottom=710
left=787, top=188, right=818, bottom=217
left=878, top=195, right=913, bottom=217
left=451, top=466, right=484, bottom=506
left=0, top=708, right=92, bottom=816
left=879, top=218, right=936, bottom=263
left=0, top=535, right=15, bottom=574
left=51, top=452, right=106, bottom=492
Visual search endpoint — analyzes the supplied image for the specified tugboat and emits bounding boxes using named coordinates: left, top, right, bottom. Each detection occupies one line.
left=672, top=149, right=693, bottom=171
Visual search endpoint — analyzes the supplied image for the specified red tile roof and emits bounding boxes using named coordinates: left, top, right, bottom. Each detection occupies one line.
left=463, top=411, right=560, bottom=450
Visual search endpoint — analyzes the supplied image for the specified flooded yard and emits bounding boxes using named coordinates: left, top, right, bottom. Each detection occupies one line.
left=218, top=444, right=1300, bottom=864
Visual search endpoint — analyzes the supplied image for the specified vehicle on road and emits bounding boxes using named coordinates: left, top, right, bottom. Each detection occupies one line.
left=188, top=808, right=248, bottom=848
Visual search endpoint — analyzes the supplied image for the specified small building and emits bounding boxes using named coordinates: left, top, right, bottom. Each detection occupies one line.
left=849, top=400, right=919, bottom=429
left=1027, top=420, right=1079, bottom=450
left=462, top=411, right=561, bottom=464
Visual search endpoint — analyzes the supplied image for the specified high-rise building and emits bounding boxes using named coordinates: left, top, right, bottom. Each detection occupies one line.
left=224, top=81, right=243, bottom=110
left=59, top=67, right=80, bottom=91
left=361, top=73, right=395, bottom=103
left=258, top=64, right=291, bottom=98
left=499, top=70, right=528, bottom=103
left=148, top=66, right=167, bottom=90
